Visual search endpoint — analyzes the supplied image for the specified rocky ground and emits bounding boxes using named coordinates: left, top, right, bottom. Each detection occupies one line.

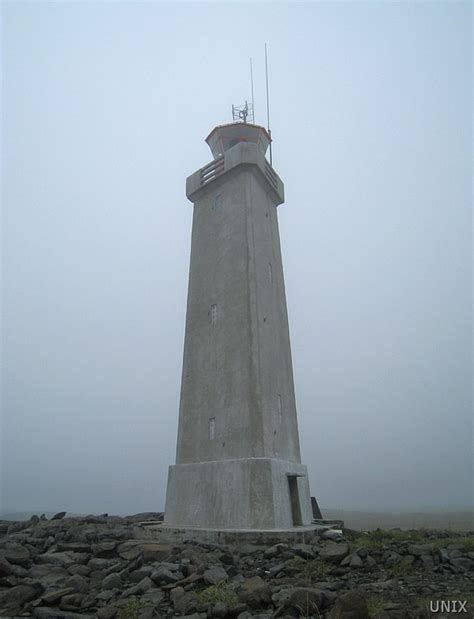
left=0, top=512, right=473, bottom=618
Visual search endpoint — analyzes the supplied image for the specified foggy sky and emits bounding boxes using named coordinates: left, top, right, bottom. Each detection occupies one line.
left=1, top=1, right=472, bottom=517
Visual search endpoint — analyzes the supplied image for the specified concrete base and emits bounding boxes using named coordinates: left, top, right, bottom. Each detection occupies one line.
left=143, top=523, right=331, bottom=545
left=164, top=457, right=313, bottom=529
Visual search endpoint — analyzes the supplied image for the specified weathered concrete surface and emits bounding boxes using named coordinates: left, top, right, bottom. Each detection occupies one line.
left=165, top=134, right=313, bottom=531
left=140, top=523, right=330, bottom=545
left=165, top=458, right=312, bottom=529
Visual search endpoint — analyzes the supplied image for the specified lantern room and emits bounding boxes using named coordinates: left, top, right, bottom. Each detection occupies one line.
left=205, top=123, right=271, bottom=160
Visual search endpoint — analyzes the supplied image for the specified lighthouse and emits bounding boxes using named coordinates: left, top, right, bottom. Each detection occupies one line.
left=164, top=117, right=314, bottom=530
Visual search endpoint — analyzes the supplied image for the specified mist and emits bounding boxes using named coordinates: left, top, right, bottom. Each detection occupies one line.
left=1, top=1, right=472, bottom=517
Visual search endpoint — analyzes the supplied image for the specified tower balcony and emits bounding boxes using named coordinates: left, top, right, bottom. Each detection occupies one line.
left=186, top=140, right=284, bottom=206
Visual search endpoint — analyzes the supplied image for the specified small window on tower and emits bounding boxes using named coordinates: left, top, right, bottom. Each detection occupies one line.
left=268, top=263, right=273, bottom=284
left=209, top=417, right=216, bottom=440
left=213, top=194, right=222, bottom=210
left=210, top=304, right=217, bottom=324
left=277, top=394, right=282, bottom=421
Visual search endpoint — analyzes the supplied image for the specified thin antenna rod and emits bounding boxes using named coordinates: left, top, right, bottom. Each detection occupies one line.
left=265, top=43, right=273, bottom=166
left=250, top=57, right=255, bottom=123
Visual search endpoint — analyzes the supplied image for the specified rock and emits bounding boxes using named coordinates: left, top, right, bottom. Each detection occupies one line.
left=129, top=566, right=152, bottom=583
left=96, top=590, right=115, bottom=602
left=238, top=544, right=263, bottom=556
left=291, top=544, right=315, bottom=560
left=151, top=564, right=181, bottom=584
left=91, top=541, right=117, bottom=557
left=102, top=572, right=122, bottom=589
left=97, top=607, right=117, bottom=619
left=0, top=555, right=14, bottom=576
left=321, top=529, right=344, bottom=540
left=37, top=551, right=88, bottom=567
left=68, top=564, right=91, bottom=577
left=385, top=552, right=401, bottom=567
left=219, top=553, right=235, bottom=566
left=60, top=592, right=85, bottom=608
left=328, top=590, right=368, bottom=618
left=4, top=544, right=31, bottom=566
left=356, top=547, right=368, bottom=558
left=231, top=603, right=248, bottom=616
left=204, top=566, right=228, bottom=585
left=51, top=511, right=67, bottom=520
left=33, top=608, right=95, bottom=618
left=171, top=586, right=185, bottom=604
left=7, top=521, right=30, bottom=534
left=408, top=544, right=435, bottom=556
left=420, top=555, right=434, bottom=570
left=213, top=601, right=229, bottom=617
left=156, top=560, right=182, bottom=572
left=439, top=548, right=450, bottom=562
left=117, top=541, right=172, bottom=562
left=264, top=543, right=286, bottom=559
left=88, top=557, right=115, bottom=571
left=365, top=555, right=377, bottom=569
left=41, top=587, right=76, bottom=604
left=450, top=557, right=472, bottom=572
left=57, top=542, right=91, bottom=553
left=64, top=573, right=88, bottom=593
left=121, top=576, right=154, bottom=598
left=30, top=514, right=40, bottom=525
left=319, top=542, right=350, bottom=563
left=174, top=591, right=199, bottom=615
left=141, top=589, right=165, bottom=606
left=239, top=576, right=272, bottom=608
left=0, top=583, right=42, bottom=608
left=287, top=588, right=327, bottom=615
left=349, top=554, right=363, bottom=568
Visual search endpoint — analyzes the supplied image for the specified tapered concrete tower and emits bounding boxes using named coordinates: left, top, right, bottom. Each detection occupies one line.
left=164, top=121, right=313, bottom=530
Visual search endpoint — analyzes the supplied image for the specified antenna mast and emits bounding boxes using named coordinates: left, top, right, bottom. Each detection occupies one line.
left=265, top=43, right=272, bottom=166
left=250, top=57, right=255, bottom=122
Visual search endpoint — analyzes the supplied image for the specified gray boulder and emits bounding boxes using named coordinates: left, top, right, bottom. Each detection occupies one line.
left=319, top=542, right=350, bottom=563
left=102, top=572, right=122, bottom=590
left=151, top=564, right=181, bottom=584
left=4, top=544, right=31, bottom=566
left=174, top=591, right=199, bottom=615
left=239, top=576, right=271, bottom=609
left=408, top=544, right=435, bottom=556
left=328, top=590, right=368, bottom=618
left=204, top=566, right=228, bottom=585
left=0, top=583, right=42, bottom=608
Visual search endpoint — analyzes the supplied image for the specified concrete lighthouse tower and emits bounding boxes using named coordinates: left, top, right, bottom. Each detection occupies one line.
left=164, top=116, right=314, bottom=531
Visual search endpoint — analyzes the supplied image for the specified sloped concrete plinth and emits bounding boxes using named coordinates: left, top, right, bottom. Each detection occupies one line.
left=164, top=458, right=313, bottom=530
left=143, top=523, right=333, bottom=545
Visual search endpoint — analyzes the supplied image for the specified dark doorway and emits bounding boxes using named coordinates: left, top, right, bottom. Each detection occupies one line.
left=288, top=475, right=303, bottom=526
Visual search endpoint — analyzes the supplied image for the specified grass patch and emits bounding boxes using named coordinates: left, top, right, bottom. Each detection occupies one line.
left=388, top=557, right=416, bottom=578
left=117, top=598, right=154, bottom=619
left=196, top=581, right=238, bottom=607
left=287, top=556, right=331, bottom=581
left=367, top=595, right=385, bottom=617
left=431, top=536, right=474, bottom=551
left=350, top=529, right=429, bottom=551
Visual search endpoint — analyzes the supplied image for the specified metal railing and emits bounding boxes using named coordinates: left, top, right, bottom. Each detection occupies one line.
left=264, top=161, right=278, bottom=190
left=200, top=157, right=225, bottom=186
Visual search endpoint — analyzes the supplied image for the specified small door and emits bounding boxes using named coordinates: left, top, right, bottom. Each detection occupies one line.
left=288, top=475, right=303, bottom=526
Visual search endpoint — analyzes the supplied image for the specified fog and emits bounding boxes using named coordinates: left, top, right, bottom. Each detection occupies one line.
left=1, top=2, right=472, bottom=517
